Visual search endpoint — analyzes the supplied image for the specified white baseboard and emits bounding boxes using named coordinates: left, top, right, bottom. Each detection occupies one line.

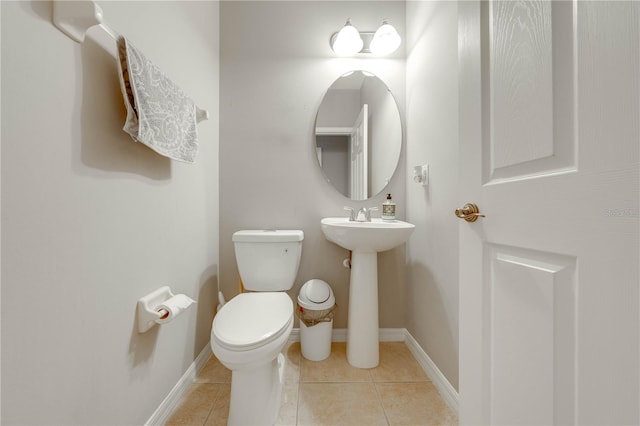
left=289, top=327, right=405, bottom=343
left=290, top=327, right=459, bottom=414
left=403, top=330, right=459, bottom=414
left=379, top=327, right=408, bottom=342
left=145, top=343, right=212, bottom=426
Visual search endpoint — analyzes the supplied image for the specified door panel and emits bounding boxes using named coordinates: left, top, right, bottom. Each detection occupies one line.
left=459, top=1, right=639, bottom=424
left=350, top=104, right=368, bottom=200
left=485, top=1, right=575, bottom=183
left=487, top=245, right=576, bottom=425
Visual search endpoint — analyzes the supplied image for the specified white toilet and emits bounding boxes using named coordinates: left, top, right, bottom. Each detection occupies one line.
left=210, top=229, right=304, bottom=425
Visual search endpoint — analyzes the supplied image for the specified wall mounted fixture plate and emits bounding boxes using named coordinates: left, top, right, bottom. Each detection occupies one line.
left=413, top=164, right=428, bottom=186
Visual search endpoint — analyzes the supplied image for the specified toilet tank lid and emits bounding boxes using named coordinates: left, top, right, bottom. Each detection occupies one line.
left=233, top=230, right=304, bottom=243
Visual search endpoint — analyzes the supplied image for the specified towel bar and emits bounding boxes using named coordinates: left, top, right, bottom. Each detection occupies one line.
left=52, top=0, right=209, bottom=123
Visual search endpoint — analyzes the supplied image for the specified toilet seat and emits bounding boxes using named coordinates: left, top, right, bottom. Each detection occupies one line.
left=213, top=292, right=293, bottom=351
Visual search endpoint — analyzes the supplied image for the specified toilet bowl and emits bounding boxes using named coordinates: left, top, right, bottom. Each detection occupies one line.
left=210, top=230, right=303, bottom=425
left=211, top=293, right=293, bottom=424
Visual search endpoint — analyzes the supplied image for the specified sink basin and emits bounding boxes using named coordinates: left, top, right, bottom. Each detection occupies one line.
left=320, top=217, right=415, bottom=253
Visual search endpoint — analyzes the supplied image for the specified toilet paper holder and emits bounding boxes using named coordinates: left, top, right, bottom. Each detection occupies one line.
left=137, top=286, right=193, bottom=333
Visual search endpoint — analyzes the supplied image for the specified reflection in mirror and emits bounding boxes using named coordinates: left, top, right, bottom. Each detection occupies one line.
left=315, top=71, right=402, bottom=201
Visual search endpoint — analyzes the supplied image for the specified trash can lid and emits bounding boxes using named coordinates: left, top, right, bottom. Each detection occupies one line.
left=298, top=279, right=335, bottom=310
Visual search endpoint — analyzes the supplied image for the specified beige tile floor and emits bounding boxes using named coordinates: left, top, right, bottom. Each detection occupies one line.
left=167, top=342, right=458, bottom=426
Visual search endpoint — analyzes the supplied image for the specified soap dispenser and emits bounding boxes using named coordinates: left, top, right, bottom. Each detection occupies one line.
left=382, top=193, right=396, bottom=221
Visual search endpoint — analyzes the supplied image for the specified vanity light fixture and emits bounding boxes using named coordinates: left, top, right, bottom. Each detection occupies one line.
left=370, top=19, right=402, bottom=55
left=331, top=19, right=364, bottom=56
left=330, top=18, right=401, bottom=56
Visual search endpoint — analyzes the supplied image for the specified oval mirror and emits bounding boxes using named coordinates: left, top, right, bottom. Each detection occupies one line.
left=314, top=71, right=402, bottom=200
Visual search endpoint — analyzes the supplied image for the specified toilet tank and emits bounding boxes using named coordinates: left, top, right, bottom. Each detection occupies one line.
left=233, top=230, right=304, bottom=291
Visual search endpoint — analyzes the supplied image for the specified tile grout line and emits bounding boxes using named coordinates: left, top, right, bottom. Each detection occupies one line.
left=201, top=363, right=215, bottom=426
left=200, top=383, right=217, bottom=426
left=295, top=349, right=302, bottom=426
left=373, top=381, right=391, bottom=426
left=369, top=367, right=392, bottom=425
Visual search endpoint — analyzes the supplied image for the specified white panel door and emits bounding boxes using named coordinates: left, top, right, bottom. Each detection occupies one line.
left=459, top=1, right=639, bottom=425
left=350, top=104, right=368, bottom=200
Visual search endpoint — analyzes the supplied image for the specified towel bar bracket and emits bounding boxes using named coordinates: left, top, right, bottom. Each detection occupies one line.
left=53, top=1, right=105, bottom=43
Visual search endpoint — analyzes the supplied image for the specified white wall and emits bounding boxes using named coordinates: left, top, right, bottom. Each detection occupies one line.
left=219, top=1, right=406, bottom=330
left=405, top=1, right=460, bottom=389
left=1, top=1, right=219, bottom=424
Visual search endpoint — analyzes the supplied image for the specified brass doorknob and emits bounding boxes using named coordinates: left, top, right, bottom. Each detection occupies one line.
left=455, top=203, right=485, bottom=222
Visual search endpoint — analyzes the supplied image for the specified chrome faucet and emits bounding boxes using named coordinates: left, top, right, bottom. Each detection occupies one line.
left=345, top=206, right=378, bottom=222
left=358, top=207, right=378, bottom=222
left=344, top=206, right=357, bottom=221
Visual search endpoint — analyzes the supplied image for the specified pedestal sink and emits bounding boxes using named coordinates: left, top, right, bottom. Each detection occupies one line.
left=320, top=217, right=415, bottom=368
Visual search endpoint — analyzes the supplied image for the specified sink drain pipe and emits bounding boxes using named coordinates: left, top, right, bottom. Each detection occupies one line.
left=342, top=250, right=352, bottom=269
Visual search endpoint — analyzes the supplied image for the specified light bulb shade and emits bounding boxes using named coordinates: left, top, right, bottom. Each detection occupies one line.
left=370, top=20, right=401, bottom=55
left=331, top=19, right=364, bottom=55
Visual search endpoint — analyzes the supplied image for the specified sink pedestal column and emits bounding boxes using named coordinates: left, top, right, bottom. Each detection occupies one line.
left=346, top=251, right=379, bottom=368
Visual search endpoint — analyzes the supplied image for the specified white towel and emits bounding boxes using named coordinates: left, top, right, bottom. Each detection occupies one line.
left=116, top=37, right=198, bottom=163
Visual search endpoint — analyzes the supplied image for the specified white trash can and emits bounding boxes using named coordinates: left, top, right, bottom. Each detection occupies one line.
left=296, top=279, right=336, bottom=361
